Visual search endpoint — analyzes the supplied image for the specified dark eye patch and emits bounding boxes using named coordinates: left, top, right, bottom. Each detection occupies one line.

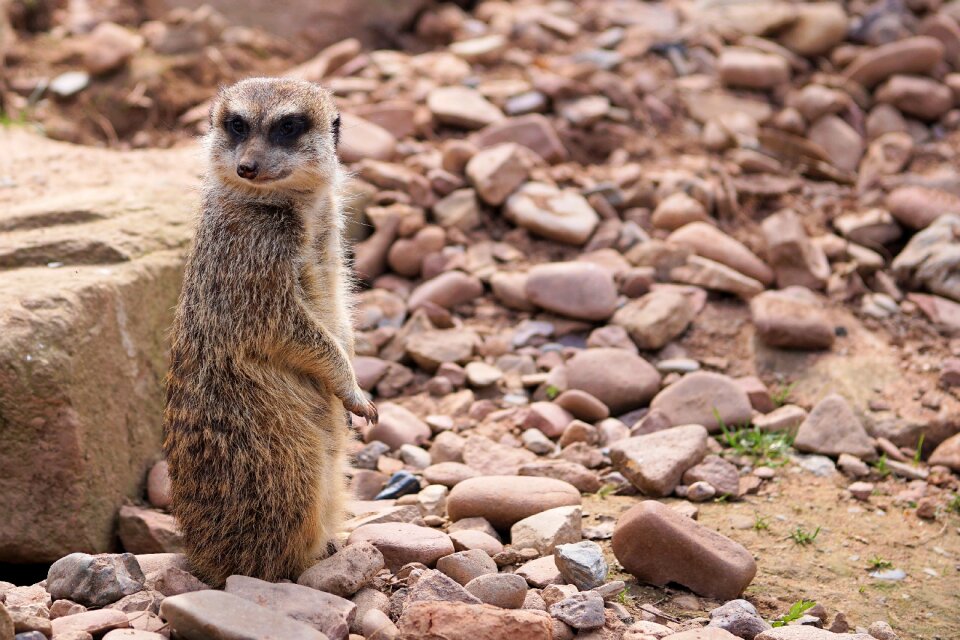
left=269, top=115, right=309, bottom=145
left=224, top=115, right=248, bottom=141
left=332, top=114, right=341, bottom=148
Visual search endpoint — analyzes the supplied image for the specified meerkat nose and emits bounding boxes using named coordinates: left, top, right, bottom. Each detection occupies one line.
left=237, top=162, right=259, bottom=180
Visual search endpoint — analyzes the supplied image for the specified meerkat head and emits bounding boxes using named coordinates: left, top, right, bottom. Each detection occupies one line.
left=206, top=78, right=342, bottom=196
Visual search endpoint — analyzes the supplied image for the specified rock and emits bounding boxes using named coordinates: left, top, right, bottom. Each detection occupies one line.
left=761, top=209, right=830, bottom=290
left=47, top=553, right=145, bottom=608
left=148, top=566, right=208, bottom=597
left=347, top=524, right=454, bottom=571
left=612, top=290, right=695, bottom=350
left=807, top=115, right=863, bottom=173
left=651, top=193, right=711, bottom=231
left=159, top=590, right=327, bottom=640
left=504, top=182, right=599, bottom=245
left=525, top=262, right=618, bottom=322
left=449, top=530, right=503, bottom=556
left=843, top=36, right=944, bottom=88
left=466, top=143, right=528, bottom=206
left=339, top=113, right=397, bottom=163
left=0, top=130, right=199, bottom=563
left=51, top=610, right=129, bottom=637
left=388, top=225, right=445, bottom=277
left=718, top=48, right=790, bottom=89
left=929, top=432, right=960, bottom=471
left=433, top=189, right=481, bottom=231
left=609, top=425, right=709, bottom=497
left=754, top=405, right=807, bottom=434
left=117, top=506, right=183, bottom=554
left=510, top=506, right=582, bottom=555
left=892, top=215, right=960, bottom=301
left=708, top=599, right=771, bottom=640
left=104, top=590, right=163, bottom=614
left=875, top=75, right=953, bottom=121
left=554, top=390, right=609, bottom=422
left=668, top=223, right=773, bottom=285
left=436, top=550, right=498, bottom=586
left=560, top=95, right=610, bottom=126
left=515, top=555, right=564, bottom=588
left=490, top=272, right=535, bottom=311
left=146, top=461, right=172, bottom=510
left=447, top=476, right=581, bottom=530
left=365, top=403, right=431, bottom=450
left=227, top=575, right=356, bottom=640
left=428, top=86, right=505, bottom=130
left=83, top=22, right=143, bottom=75
left=682, top=455, right=740, bottom=498
left=756, top=628, right=874, bottom=639
left=462, top=435, right=538, bottom=475
left=612, top=500, right=756, bottom=600
left=297, top=541, right=385, bottom=598
left=548, top=592, right=605, bottom=630
left=671, top=256, right=764, bottom=299
left=794, top=395, right=877, bottom=460
left=867, top=621, right=899, bottom=640
left=687, top=481, right=717, bottom=502
left=777, top=2, right=848, bottom=56
left=397, top=601, right=552, bottom=639
left=518, top=461, right=601, bottom=493
left=886, top=187, right=960, bottom=231
left=750, top=288, right=835, bottom=350
left=523, top=402, right=575, bottom=439
left=565, top=348, right=661, bottom=414
left=406, top=328, right=480, bottom=372
left=423, top=463, right=478, bottom=488
left=463, top=573, right=527, bottom=609
left=650, top=372, right=753, bottom=432
left=406, top=569, right=481, bottom=605
left=554, top=542, right=607, bottom=590
left=407, top=271, right=484, bottom=311
left=666, top=630, right=743, bottom=640
left=350, top=589, right=388, bottom=636
left=473, top=114, right=567, bottom=163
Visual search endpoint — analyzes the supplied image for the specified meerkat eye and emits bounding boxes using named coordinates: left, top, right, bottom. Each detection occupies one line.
left=226, top=116, right=248, bottom=138
left=271, top=115, right=308, bottom=144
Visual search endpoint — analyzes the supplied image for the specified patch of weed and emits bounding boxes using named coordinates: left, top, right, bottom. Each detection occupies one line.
left=771, top=599, right=816, bottom=627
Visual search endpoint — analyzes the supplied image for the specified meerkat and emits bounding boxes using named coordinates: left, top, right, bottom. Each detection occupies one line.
left=162, top=77, right=377, bottom=587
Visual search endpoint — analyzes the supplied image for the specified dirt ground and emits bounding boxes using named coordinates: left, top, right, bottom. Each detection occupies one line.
left=587, top=471, right=960, bottom=638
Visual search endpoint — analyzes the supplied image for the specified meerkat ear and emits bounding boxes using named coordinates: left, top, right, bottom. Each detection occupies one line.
left=332, top=114, right=341, bottom=148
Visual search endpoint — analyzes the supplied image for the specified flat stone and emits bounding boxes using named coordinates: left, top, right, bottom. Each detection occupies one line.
left=364, top=402, right=431, bottom=450
left=407, top=271, right=484, bottom=311
left=463, top=573, right=527, bottom=609
left=843, top=36, right=944, bottom=88
left=777, top=2, right=848, bottom=56
left=448, top=476, right=581, bottom=530
left=473, top=114, right=567, bottom=163
left=682, top=455, right=740, bottom=498
left=397, top=601, right=551, bottom=639
left=510, top=506, right=582, bottom=555
left=504, top=182, right=599, bottom=245
left=930, top=432, right=960, bottom=471
left=406, top=569, right=481, bottom=605
left=518, top=461, right=601, bottom=493
left=51, top=609, right=129, bottom=637
left=565, top=348, right=661, bottom=415
left=347, top=524, right=454, bottom=572
left=751, top=288, right=835, bottom=350
left=754, top=405, right=807, bottom=434
left=428, top=86, right=505, bottom=130
left=339, top=113, right=396, bottom=164
left=670, top=256, right=764, bottom=299
left=159, top=590, right=327, bottom=640
left=226, top=575, right=355, bottom=640
left=612, top=500, right=757, bottom=600
left=668, top=223, right=773, bottom=285
left=516, top=555, right=564, bottom=588
left=794, top=395, right=877, bottom=460
left=405, top=329, right=480, bottom=372
left=719, top=48, right=789, bottom=89
left=423, top=462, right=479, bottom=488
left=47, top=553, right=145, bottom=608
left=609, top=425, right=709, bottom=497
left=462, top=435, right=538, bottom=475
left=612, top=290, right=695, bottom=350
left=449, top=530, right=503, bottom=556
left=117, top=506, right=183, bottom=554
left=526, top=262, right=618, bottom=321
left=892, top=214, right=960, bottom=301
left=554, top=390, right=609, bottom=422
left=650, top=372, right=753, bottom=432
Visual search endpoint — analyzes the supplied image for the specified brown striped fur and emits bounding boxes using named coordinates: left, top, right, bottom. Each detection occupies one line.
left=163, top=78, right=376, bottom=586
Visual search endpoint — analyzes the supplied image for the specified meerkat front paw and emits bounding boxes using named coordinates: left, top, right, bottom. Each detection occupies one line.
left=344, top=389, right=378, bottom=425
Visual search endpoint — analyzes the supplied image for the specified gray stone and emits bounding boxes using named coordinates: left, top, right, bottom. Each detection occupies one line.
left=708, top=599, right=772, bottom=639
left=159, top=590, right=326, bottom=639
left=510, top=506, right=582, bottom=555
left=892, top=214, right=960, bottom=303
left=225, top=575, right=356, bottom=640
left=47, top=553, right=145, bottom=608
left=548, top=592, right=605, bottom=630
left=297, top=541, right=385, bottom=598
left=554, top=542, right=607, bottom=590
